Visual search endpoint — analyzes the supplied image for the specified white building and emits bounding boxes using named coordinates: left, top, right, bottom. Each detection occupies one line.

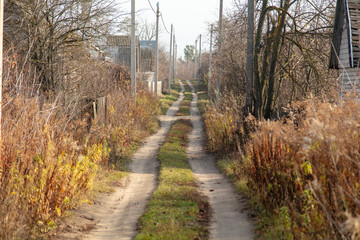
left=330, top=0, right=360, bottom=99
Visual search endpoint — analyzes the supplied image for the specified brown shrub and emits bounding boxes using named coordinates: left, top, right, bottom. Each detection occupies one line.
left=0, top=52, right=160, bottom=239
left=245, top=99, right=360, bottom=239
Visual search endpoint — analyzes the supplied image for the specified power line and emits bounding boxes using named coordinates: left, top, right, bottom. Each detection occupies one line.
left=147, top=0, right=156, bottom=14
left=147, top=0, right=170, bottom=35
left=160, top=12, right=170, bottom=34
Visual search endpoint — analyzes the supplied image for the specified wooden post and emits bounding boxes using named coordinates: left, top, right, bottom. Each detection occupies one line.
left=93, top=102, right=97, bottom=119
left=246, top=0, right=255, bottom=112
left=154, top=2, right=160, bottom=95
left=131, top=0, right=136, bottom=96
left=194, top=39, right=198, bottom=79
left=198, top=34, right=202, bottom=87
left=216, top=0, right=223, bottom=102
left=0, top=0, right=3, bottom=151
left=174, top=43, right=177, bottom=84
left=172, top=34, right=176, bottom=86
left=209, top=24, right=213, bottom=93
left=168, top=24, right=173, bottom=94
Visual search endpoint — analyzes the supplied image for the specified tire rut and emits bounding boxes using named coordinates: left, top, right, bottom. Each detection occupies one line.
left=186, top=80, right=254, bottom=240
left=80, top=81, right=186, bottom=240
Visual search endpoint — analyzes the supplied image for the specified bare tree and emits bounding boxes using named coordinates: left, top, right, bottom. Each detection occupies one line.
left=212, top=0, right=337, bottom=118
left=5, top=0, right=120, bottom=93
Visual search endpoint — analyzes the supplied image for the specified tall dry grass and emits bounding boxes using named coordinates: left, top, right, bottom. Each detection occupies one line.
left=204, top=92, right=255, bottom=153
left=205, top=93, right=360, bottom=239
left=0, top=51, right=160, bottom=239
left=243, top=99, right=360, bottom=239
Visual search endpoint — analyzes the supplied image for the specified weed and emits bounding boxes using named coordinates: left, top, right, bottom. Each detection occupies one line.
left=160, top=81, right=181, bottom=115
left=176, top=84, right=192, bottom=116
left=135, top=120, right=210, bottom=239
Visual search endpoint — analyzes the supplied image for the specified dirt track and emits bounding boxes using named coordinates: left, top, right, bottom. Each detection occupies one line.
left=82, top=82, right=185, bottom=240
left=186, top=80, right=254, bottom=240
left=58, top=82, right=185, bottom=240
left=58, top=80, right=254, bottom=240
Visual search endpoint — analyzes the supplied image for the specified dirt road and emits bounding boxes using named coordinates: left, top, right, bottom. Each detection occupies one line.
left=186, top=80, right=254, bottom=240
left=58, top=82, right=186, bottom=240
left=58, top=80, right=254, bottom=240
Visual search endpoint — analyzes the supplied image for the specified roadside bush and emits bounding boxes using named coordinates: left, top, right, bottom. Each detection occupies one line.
left=204, top=92, right=255, bottom=153
left=245, top=99, right=360, bottom=239
left=205, top=92, right=360, bottom=239
left=90, top=89, right=160, bottom=166
left=0, top=53, right=160, bottom=239
left=0, top=96, right=106, bottom=239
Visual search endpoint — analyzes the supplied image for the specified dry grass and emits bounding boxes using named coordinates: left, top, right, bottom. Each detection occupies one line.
left=0, top=52, right=160, bottom=239
left=205, top=94, right=360, bottom=239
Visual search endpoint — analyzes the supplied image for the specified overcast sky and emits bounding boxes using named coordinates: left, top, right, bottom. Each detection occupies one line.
left=122, top=0, right=236, bottom=58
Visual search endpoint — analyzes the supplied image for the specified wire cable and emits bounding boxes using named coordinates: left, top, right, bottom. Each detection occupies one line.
left=148, top=0, right=170, bottom=35
left=147, top=0, right=156, bottom=14
left=160, top=12, right=170, bottom=34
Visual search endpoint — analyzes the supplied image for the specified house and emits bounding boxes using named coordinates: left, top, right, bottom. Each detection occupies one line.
left=140, top=40, right=156, bottom=72
left=330, top=0, right=360, bottom=98
left=99, top=35, right=141, bottom=71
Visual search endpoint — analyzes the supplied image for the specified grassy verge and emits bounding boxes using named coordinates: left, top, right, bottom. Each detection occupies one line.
left=92, top=142, right=140, bottom=194
left=190, top=80, right=209, bottom=116
left=176, top=84, right=192, bottom=116
left=135, top=120, right=210, bottom=240
left=160, top=81, right=181, bottom=115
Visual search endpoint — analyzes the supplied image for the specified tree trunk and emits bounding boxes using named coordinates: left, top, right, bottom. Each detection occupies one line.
left=253, top=0, right=268, bottom=119
left=264, top=0, right=291, bottom=119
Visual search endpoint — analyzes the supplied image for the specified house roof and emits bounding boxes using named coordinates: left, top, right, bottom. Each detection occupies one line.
left=330, top=0, right=360, bottom=69
left=106, top=35, right=140, bottom=46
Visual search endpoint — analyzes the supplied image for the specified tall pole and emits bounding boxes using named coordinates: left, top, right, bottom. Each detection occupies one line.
left=198, top=34, right=202, bottom=87
left=168, top=24, right=173, bottom=94
left=174, top=44, right=177, bottom=85
left=172, top=34, right=176, bottom=86
left=216, top=0, right=223, bottom=102
left=246, top=0, right=255, bottom=112
left=0, top=0, right=3, bottom=149
left=154, top=2, right=160, bottom=95
left=130, top=0, right=136, bottom=96
left=209, top=24, right=213, bottom=93
left=194, top=39, right=198, bottom=79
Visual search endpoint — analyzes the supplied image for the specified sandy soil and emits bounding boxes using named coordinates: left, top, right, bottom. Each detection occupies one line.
left=56, top=82, right=185, bottom=240
left=57, top=80, right=254, bottom=240
left=186, top=80, right=254, bottom=240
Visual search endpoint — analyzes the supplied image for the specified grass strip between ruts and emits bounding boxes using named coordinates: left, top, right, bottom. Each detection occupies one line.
left=160, top=81, right=181, bottom=115
left=135, top=119, right=210, bottom=240
left=176, top=84, right=192, bottom=116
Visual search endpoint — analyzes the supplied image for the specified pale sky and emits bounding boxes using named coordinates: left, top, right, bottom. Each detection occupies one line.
left=122, top=0, right=235, bottom=58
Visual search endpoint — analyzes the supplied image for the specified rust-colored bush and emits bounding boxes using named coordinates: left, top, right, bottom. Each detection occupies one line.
left=245, top=99, right=360, bottom=239
left=204, top=92, right=255, bottom=153
left=0, top=52, right=160, bottom=239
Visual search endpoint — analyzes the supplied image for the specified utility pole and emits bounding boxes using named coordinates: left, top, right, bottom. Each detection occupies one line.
left=216, top=0, right=223, bottom=102
left=174, top=44, right=177, bottom=85
left=130, top=0, right=136, bottom=96
left=198, top=34, right=202, bottom=87
left=209, top=24, right=213, bottom=93
left=0, top=0, right=3, bottom=149
left=168, top=24, right=173, bottom=94
left=246, top=0, right=254, bottom=112
left=194, top=39, right=198, bottom=79
left=172, top=34, right=176, bottom=86
left=154, top=2, right=160, bottom=95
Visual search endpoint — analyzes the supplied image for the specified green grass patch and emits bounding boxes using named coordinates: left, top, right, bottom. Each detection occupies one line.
left=160, top=81, right=181, bottom=115
left=176, top=84, right=192, bottom=116
left=135, top=120, right=210, bottom=240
